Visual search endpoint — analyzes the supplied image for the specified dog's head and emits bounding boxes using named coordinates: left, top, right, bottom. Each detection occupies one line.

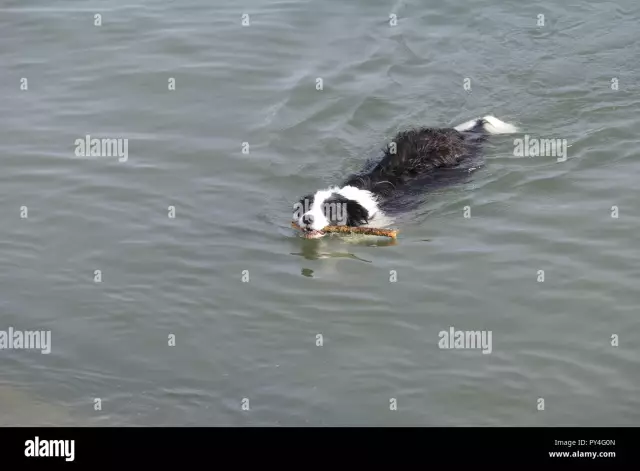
left=292, top=186, right=379, bottom=238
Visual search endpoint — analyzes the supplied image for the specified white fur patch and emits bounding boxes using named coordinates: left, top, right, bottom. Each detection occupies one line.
left=454, top=118, right=480, bottom=132
left=481, top=115, right=518, bottom=134
left=454, top=115, right=518, bottom=134
left=335, top=186, right=379, bottom=217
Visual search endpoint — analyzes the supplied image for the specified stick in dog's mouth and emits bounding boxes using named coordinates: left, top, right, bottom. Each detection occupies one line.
left=291, top=222, right=398, bottom=239
left=301, top=228, right=325, bottom=239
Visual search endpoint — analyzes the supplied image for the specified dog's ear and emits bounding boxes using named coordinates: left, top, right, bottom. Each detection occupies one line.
left=345, top=200, right=369, bottom=226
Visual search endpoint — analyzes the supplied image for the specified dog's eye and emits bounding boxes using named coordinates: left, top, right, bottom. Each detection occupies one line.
left=300, top=195, right=314, bottom=207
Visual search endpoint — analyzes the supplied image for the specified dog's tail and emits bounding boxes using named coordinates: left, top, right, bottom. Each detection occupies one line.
left=455, top=115, right=518, bottom=134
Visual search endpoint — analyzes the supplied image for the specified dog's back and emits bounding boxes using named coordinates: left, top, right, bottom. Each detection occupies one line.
left=343, top=116, right=517, bottom=199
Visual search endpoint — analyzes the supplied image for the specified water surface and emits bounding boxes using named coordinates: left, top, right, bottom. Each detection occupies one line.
left=1, top=0, right=638, bottom=426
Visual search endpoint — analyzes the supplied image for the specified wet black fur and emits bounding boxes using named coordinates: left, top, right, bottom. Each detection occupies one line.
left=343, top=119, right=489, bottom=198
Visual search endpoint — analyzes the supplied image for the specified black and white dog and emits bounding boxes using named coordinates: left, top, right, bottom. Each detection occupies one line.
left=293, top=115, right=517, bottom=238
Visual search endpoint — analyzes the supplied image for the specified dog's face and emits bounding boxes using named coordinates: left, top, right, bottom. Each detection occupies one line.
left=292, top=186, right=378, bottom=238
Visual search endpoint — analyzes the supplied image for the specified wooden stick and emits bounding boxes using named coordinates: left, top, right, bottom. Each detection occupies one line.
left=291, top=222, right=398, bottom=239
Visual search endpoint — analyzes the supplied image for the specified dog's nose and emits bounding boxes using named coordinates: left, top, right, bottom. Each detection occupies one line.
left=302, top=214, right=314, bottom=225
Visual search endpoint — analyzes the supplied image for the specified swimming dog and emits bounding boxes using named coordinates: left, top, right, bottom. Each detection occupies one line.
left=293, top=115, right=517, bottom=238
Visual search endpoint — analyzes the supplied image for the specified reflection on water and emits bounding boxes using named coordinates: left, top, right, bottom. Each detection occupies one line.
left=290, top=232, right=398, bottom=262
